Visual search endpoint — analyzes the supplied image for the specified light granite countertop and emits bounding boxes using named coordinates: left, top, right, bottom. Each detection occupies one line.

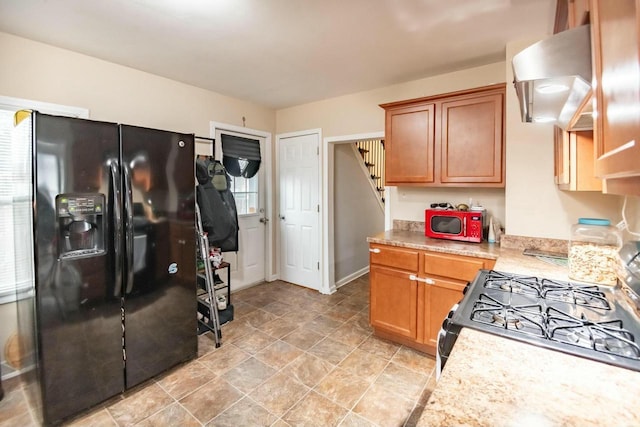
left=367, top=229, right=501, bottom=260
left=369, top=229, right=640, bottom=426
left=418, top=329, right=640, bottom=427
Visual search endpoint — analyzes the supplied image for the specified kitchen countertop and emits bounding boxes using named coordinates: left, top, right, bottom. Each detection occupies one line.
left=417, top=328, right=640, bottom=427
left=367, top=229, right=501, bottom=260
left=369, top=229, right=640, bottom=426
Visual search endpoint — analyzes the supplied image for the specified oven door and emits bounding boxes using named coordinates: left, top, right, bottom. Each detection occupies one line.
left=436, top=304, right=461, bottom=380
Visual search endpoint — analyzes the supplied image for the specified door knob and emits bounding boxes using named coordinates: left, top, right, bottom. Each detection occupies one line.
left=279, top=215, right=285, bottom=220
left=259, top=217, right=269, bottom=223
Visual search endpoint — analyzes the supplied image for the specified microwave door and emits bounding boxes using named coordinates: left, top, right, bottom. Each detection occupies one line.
left=437, top=217, right=461, bottom=234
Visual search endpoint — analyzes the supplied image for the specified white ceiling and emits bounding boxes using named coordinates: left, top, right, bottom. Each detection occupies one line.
left=0, top=0, right=556, bottom=109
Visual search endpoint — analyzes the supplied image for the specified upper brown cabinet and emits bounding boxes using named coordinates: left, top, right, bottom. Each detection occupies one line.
left=381, top=84, right=505, bottom=188
left=554, top=126, right=601, bottom=191
left=384, top=102, right=435, bottom=184
left=590, top=0, right=640, bottom=195
left=554, top=0, right=591, bottom=32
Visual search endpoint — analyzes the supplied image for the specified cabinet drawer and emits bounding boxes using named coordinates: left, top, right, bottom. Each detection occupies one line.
left=422, top=252, right=487, bottom=282
left=370, top=245, right=419, bottom=271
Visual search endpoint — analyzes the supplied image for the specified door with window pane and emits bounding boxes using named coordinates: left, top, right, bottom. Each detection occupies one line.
left=214, top=130, right=266, bottom=289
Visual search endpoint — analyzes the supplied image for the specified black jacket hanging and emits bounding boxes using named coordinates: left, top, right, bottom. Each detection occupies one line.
left=195, top=158, right=239, bottom=252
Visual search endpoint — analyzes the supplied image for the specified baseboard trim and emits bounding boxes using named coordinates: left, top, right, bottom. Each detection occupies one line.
left=335, top=266, right=369, bottom=289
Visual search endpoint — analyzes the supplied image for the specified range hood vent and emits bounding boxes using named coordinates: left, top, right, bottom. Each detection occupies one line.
left=512, top=25, right=593, bottom=131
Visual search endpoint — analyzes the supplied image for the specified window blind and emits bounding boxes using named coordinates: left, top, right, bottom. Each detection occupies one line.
left=0, top=109, right=32, bottom=303
left=221, top=134, right=261, bottom=178
left=0, top=97, right=88, bottom=304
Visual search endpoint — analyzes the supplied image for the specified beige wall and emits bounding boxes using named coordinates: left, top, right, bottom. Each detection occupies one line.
left=0, top=32, right=276, bottom=135
left=504, top=38, right=623, bottom=240
left=277, top=62, right=505, bottom=137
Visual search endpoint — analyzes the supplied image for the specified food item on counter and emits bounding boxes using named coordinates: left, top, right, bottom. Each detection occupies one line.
left=568, top=218, right=621, bottom=286
left=568, top=242, right=619, bottom=285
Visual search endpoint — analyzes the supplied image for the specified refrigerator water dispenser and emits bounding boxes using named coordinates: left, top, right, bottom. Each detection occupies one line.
left=56, top=193, right=106, bottom=258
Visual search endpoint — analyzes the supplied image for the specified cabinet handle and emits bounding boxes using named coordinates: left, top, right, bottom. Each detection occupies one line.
left=409, top=275, right=435, bottom=285
left=369, top=248, right=381, bottom=254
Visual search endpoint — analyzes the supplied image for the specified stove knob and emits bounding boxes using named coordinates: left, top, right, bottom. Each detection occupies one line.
left=441, top=318, right=450, bottom=330
left=462, top=282, right=471, bottom=294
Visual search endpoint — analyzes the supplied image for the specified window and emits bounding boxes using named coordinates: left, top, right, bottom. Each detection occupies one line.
left=0, top=96, right=88, bottom=304
left=228, top=173, right=259, bottom=215
left=220, top=133, right=262, bottom=216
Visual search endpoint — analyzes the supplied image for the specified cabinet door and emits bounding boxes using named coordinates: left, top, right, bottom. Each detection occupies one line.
left=554, top=126, right=570, bottom=186
left=591, top=0, right=640, bottom=185
left=555, top=0, right=591, bottom=32
left=423, top=278, right=465, bottom=348
left=385, top=103, right=435, bottom=185
left=369, top=244, right=419, bottom=271
left=422, top=251, right=489, bottom=282
left=369, top=265, right=418, bottom=340
left=555, top=128, right=601, bottom=191
left=439, top=91, right=504, bottom=186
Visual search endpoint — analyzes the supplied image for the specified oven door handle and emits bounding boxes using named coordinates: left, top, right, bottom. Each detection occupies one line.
left=463, top=216, right=467, bottom=236
left=409, top=275, right=435, bottom=285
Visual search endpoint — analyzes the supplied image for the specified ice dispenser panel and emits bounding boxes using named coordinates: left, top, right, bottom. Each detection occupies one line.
left=56, top=193, right=106, bottom=259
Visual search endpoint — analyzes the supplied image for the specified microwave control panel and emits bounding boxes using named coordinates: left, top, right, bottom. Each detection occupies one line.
left=468, top=215, right=482, bottom=239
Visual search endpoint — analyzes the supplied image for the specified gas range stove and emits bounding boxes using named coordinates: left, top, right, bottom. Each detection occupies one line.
left=437, top=270, right=640, bottom=375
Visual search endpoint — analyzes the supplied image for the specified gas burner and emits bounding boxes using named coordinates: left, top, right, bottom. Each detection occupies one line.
left=491, top=313, right=524, bottom=330
left=471, top=293, right=546, bottom=337
left=541, top=279, right=610, bottom=310
left=548, top=308, right=640, bottom=359
left=483, top=271, right=541, bottom=297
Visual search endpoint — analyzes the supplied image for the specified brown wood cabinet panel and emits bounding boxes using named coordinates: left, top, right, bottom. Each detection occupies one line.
left=555, top=0, right=591, bottom=33
left=554, top=127, right=601, bottom=191
left=439, top=92, right=504, bottom=185
left=369, top=265, right=418, bottom=340
left=369, top=243, right=495, bottom=355
left=423, top=278, right=466, bottom=349
left=554, top=126, right=570, bottom=186
left=369, top=244, right=419, bottom=271
left=590, top=0, right=640, bottom=192
left=422, top=252, right=492, bottom=282
left=384, top=103, right=435, bottom=184
left=381, top=84, right=505, bottom=187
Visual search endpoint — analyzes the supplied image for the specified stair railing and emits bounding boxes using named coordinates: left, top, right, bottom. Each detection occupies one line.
left=354, top=138, right=385, bottom=206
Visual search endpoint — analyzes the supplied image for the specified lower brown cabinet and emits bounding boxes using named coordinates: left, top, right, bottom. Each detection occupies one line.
left=369, top=243, right=495, bottom=355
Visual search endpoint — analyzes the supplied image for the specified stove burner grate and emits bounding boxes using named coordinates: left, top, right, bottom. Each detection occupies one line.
left=547, top=307, right=640, bottom=359
left=483, top=271, right=542, bottom=297
left=541, top=279, right=611, bottom=310
left=471, top=293, right=546, bottom=338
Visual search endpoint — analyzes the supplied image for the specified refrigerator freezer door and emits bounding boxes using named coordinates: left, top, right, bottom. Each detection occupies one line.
left=120, top=125, right=197, bottom=388
left=32, top=113, right=124, bottom=425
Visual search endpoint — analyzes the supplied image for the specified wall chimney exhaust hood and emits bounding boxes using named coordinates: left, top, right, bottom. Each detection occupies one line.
left=512, top=25, right=593, bottom=130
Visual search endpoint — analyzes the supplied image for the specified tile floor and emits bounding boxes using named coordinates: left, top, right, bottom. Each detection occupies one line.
left=0, top=274, right=437, bottom=427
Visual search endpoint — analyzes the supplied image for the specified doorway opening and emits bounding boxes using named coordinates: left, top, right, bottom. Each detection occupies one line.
left=323, top=132, right=386, bottom=294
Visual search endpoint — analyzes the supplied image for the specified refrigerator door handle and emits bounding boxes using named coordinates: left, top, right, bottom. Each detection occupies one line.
left=123, top=163, right=134, bottom=294
left=110, top=159, right=123, bottom=297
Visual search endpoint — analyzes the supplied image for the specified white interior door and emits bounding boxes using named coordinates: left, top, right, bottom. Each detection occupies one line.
left=278, top=131, right=320, bottom=290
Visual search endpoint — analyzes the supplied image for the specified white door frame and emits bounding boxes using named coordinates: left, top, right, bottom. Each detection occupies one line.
left=322, top=131, right=387, bottom=294
left=209, top=121, right=275, bottom=282
left=275, top=128, right=324, bottom=292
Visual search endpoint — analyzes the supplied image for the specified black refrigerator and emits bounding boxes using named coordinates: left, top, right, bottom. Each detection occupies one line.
left=15, top=112, right=197, bottom=425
